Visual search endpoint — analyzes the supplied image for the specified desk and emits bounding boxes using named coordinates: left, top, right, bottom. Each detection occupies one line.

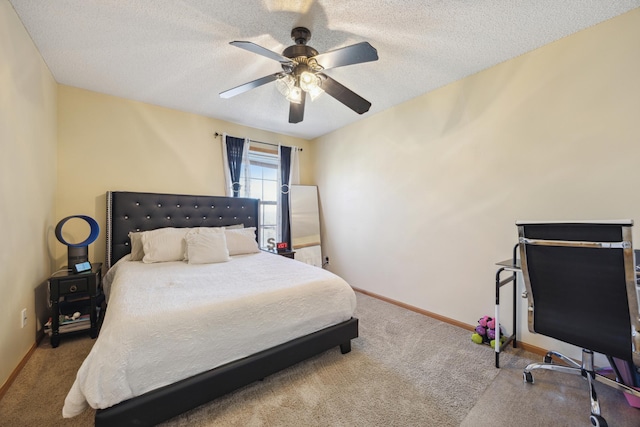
left=494, top=245, right=520, bottom=368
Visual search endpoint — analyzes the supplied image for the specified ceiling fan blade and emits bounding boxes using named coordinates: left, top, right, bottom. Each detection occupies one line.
left=320, top=75, right=371, bottom=114
left=312, top=42, right=378, bottom=70
left=230, top=41, right=294, bottom=66
left=289, top=92, right=306, bottom=124
left=219, top=73, right=280, bottom=98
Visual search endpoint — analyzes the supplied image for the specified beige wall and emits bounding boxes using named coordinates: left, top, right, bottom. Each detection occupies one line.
left=314, top=9, right=640, bottom=360
left=57, top=86, right=313, bottom=268
left=0, top=2, right=58, bottom=387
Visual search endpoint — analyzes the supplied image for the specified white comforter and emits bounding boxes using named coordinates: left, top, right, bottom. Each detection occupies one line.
left=63, top=252, right=356, bottom=417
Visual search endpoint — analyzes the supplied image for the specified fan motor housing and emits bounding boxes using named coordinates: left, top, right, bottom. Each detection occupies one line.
left=283, top=27, right=317, bottom=59
left=282, top=44, right=318, bottom=59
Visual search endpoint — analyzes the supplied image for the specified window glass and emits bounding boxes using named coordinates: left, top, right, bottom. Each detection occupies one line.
left=262, top=203, right=277, bottom=226
left=263, top=180, right=278, bottom=202
left=263, top=165, right=278, bottom=181
left=249, top=163, right=262, bottom=177
left=243, top=149, right=279, bottom=249
left=249, top=178, right=263, bottom=200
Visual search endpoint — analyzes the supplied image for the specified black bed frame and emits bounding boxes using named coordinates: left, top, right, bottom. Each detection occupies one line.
left=96, top=191, right=358, bottom=427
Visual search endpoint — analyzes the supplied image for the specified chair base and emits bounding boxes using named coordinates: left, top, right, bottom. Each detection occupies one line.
left=523, top=349, right=640, bottom=427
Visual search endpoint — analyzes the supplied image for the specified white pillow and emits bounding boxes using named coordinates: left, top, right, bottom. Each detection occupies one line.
left=225, top=227, right=260, bottom=256
left=185, top=228, right=230, bottom=264
left=128, top=231, right=144, bottom=261
left=141, top=227, right=188, bottom=263
left=225, top=223, right=244, bottom=230
left=181, top=226, right=237, bottom=259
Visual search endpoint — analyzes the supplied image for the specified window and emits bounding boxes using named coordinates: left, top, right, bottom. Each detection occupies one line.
left=244, top=150, right=279, bottom=248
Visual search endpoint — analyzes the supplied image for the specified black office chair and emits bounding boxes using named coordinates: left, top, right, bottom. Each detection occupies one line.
left=517, top=221, right=640, bottom=427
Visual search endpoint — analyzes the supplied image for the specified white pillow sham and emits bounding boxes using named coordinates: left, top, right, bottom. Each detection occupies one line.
left=225, top=224, right=245, bottom=230
left=131, top=225, right=256, bottom=263
left=185, top=228, right=230, bottom=264
left=225, top=227, right=260, bottom=256
left=141, top=227, right=188, bottom=263
left=128, top=231, right=145, bottom=261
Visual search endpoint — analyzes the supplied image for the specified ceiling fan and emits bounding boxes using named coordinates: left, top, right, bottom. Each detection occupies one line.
left=219, top=27, right=378, bottom=124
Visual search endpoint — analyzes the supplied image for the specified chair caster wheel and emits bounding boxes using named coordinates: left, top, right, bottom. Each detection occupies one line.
left=590, top=414, right=608, bottom=427
left=523, top=371, right=534, bottom=383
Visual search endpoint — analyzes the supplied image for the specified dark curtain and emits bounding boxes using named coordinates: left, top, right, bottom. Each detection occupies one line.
left=279, top=146, right=292, bottom=248
left=225, top=135, right=245, bottom=197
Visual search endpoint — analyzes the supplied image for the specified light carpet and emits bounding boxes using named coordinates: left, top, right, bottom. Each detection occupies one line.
left=1, top=292, right=638, bottom=426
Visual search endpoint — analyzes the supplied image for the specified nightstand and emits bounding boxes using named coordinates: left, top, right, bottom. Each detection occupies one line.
left=261, top=249, right=296, bottom=259
left=277, top=250, right=296, bottom=259
left=48, top=263, right=103, bottom=348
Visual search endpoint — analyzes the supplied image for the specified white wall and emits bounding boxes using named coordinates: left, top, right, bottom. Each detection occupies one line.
left=0, top=1, right=57, bottom=388
left=313, top=9, right=640, bottom=360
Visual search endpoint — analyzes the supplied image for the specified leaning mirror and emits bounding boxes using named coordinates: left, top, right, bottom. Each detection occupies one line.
left=290, top=185, right=322, bottom=266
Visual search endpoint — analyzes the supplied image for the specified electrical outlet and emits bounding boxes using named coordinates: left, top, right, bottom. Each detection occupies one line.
left=21, top=308, right=27, bottom=328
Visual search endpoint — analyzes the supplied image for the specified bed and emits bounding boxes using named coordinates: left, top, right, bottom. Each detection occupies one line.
left=63, top=191, right=358, bottom=427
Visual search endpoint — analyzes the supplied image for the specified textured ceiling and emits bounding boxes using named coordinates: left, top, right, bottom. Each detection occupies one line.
left=9, top=1, right=640, bottom=140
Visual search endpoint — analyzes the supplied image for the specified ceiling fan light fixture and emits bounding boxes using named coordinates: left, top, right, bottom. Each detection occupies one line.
left=307, top=84, right=324, bottom=101
left=299, top=71, right=317, bottom=91
left=275, top=74, right=295, bottom=97
left=286, top=85, right=302, bottom=104
left=299, top=71, right=323, bottom=101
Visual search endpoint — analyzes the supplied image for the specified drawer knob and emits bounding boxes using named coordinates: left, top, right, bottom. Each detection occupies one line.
left=69, top=285, right=77, bottom=292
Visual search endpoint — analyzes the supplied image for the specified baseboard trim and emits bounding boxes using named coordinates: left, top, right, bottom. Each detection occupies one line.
left=353, top=287, right=549, bottom=358
left=0, top=341, right=38, bottom=401
left=516, top=341, right=548, bottom=357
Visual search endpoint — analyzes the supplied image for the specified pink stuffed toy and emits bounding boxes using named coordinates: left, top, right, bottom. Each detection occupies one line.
left=478, top=315, right=490, bottom=328
left=471, top=315, right=505, bottom=346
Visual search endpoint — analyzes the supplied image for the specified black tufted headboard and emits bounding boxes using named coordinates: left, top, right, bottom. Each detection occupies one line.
left=106, top=191, right=260, bottom=269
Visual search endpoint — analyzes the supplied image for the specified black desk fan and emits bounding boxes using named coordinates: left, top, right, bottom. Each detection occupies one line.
left=55, top=215, right=99, bottom=273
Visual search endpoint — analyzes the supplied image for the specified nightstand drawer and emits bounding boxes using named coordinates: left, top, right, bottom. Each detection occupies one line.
left=59, top=277, right=89, bottom=294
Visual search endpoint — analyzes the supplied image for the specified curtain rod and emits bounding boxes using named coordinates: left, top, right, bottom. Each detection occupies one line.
left=214, top=132, right=302, bottom=152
